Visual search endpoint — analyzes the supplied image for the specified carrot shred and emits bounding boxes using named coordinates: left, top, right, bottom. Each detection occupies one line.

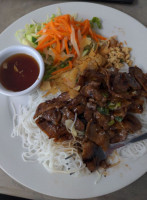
left=56, top=37, right=61, bottom=53
left=95, top=34, right=107, bottom=40
left=68, top=61, right=72, bottom=69
left=36, top=39, right=56, bottom=50
left=64, top=38, right=69, bottom=54
left=52, top=65, right=71, bottom=75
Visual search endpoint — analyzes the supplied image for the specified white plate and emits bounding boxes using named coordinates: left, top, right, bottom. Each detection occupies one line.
left=0, top=2, right=147, bottom=199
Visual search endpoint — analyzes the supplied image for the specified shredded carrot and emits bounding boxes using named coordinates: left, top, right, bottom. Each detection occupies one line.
left=56, top=37, right=61, bottom=53
left=50, top=47, right=66, bottom=62
left=95, top=34, right=107, bottom=40
left=81, top=20, right=89, bottom=35
left=68, top=61, right=72, bottom=69
left=52, top=65, right=71, bottom=75
left=36, top=39, right=56, bottom=50
left=64, top=38, right=69, bottom=54
left=36, top=14, right=106, bottom=76
left=37, top=35, right=51, bottom=46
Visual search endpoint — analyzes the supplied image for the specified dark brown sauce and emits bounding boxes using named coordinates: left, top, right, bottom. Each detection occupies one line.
left=0, top=53, right=40, bottom=92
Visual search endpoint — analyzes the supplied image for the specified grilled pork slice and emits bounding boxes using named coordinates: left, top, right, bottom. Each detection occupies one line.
left=82, top=140, right=105, bottom=172
left=36, top=117, right=72, bottom=141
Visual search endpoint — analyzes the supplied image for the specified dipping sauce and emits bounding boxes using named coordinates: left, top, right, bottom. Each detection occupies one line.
left=0, top=54, right=40, bottom=92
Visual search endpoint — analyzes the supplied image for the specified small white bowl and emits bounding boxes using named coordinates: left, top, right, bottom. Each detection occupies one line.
left=0, top=45, right=44, bottom=96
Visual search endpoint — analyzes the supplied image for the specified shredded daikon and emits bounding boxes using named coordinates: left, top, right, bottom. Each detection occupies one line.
left=65, top=113, right=77, bottom=137
left=77, top=29, right=82, bottom=42
left=36, top=34, right=47, bottom=42
left=70, top=25, right=80, bottom=56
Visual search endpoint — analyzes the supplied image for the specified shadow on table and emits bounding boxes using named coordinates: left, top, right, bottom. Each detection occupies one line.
left=0, top=194, right=31, bottom=200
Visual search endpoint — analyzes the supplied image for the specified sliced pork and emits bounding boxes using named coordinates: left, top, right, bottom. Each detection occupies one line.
left=34, top=66, right=147, bottom=172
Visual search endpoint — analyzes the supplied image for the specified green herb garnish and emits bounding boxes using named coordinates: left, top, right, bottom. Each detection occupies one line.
left=82, top=44, right=92, bottom=57
left=120, top=58, right=124, bottom=63
left=108, top=120, right=115, bottom=126
left=108, top=102, right=121, bottom=110
left=51, top=14, right=56, bottom=20
left=60, top=62, right=68, bottom=68
left=32, top=36, right=38, bottom=44
left=90, top=17, right=102, bottom=29
left=76, top=77, right=79, bottom=83
left=82, top=49, right=89, bottom=57
left=115, top=116, right=123, bottom=122
left=43, top=66, right=57, bottom=81
left=97, top=107, right=109, bottom=115
left=59, top=57, right=73, bottom=68
left=102, top=92, right=109, bottom=98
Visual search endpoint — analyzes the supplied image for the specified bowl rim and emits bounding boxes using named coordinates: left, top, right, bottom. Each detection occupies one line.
left=0, top=45, right=45, bottom=96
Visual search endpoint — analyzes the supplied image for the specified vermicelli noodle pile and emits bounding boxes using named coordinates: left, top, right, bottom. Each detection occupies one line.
left=12, top=90, right=89, bottom=175
left=120, top=140, right=147, bottom=159
left=119, top=98, right=147, bottom=159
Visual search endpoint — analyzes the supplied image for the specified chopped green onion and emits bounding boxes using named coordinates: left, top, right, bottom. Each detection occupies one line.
left=82, top=44, right=92, bottom=56
left=120, top=58, right=124, bottom=63
left=102, top=92, right=109, bottom=98
left=82, top=49, right=89, bottom=57
left=90, top=17, right=102, bottom=29
left=116, top=102, right=121, bottom=107
left=108, top=102, right=121, bottom=110
left=32, top=36, right=38, bottom=44
left=60, top=62, right=68, bottom=68
left=43, top=66, right=57, bottom=81
left=43, top=72, right=51, bottom=81
left=76, top=77, right=79, bottom=83
left=108, top=120, right=115, bottom=126
left=97, top=107, right=109, bottom=115
left=115, top=116, right=123, bottom=122
left=59, top=57, right=73, bottom=68
left=93, top=42, right=98, bottom=51
left=51, top=14, right=56, bottom=20
left=84, top=44, right=92, bottom=51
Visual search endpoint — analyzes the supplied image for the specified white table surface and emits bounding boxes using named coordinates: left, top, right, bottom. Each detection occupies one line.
left=0, top=0, right=147, bottom=199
